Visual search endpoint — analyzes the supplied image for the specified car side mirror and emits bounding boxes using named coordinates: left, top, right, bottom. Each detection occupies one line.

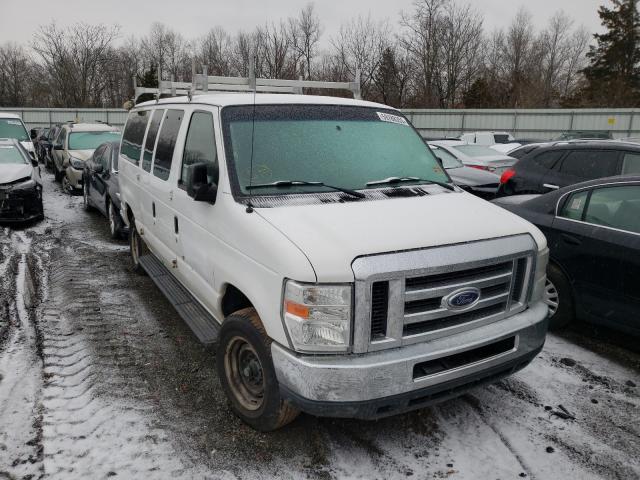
left=94, top=164, right=104, bottom=174
left=30, top=129, right=38, bottom=140
left=30, top=156, right=38, bottom=167
left=54, top=144, right=63, bottom=150
left=186, top=162, right=217, bottom=204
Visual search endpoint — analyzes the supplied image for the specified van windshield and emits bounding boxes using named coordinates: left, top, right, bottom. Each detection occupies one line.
left=0, top=118, right=29, bottom=142
left=69, top=131, right=121, bottom=150
left=221, top=105, right=448, bottom=196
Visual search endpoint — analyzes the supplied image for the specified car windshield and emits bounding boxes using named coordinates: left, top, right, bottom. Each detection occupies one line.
left=430, top=146, right=463, bottom=169
left=221, top=105, right=448, bottom=196
left=0, top=118, right=29, bottom=142
left=69, top=131, right=121, bottom=150
left=452, top=145, right=499, bottom=157
left=0, top=145, right=27, bottom=164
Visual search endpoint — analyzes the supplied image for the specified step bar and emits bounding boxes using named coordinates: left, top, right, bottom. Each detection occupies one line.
left=138, top=254, right=219, bottom=343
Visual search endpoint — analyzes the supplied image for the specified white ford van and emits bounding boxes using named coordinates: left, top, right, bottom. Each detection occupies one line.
left=118, top=90, right=549, bottom=431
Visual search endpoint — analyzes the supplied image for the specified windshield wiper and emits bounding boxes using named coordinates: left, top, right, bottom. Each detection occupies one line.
left=245, top=180, right=366, bottom=199
left=365, top=176, right=456, bottom=191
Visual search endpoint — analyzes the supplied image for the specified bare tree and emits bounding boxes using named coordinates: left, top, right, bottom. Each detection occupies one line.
left=540, top=11, right=574, bottom=106
left=331, top=14, right=389, bottom=97
left=289, top=3, right=322, bottom=79
left=198, top=27, right=233, bottom=76
left=0, top=43, right=35, bottom=106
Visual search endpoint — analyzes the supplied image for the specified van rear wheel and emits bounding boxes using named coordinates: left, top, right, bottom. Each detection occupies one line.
left=217, top=308, right=299, bottom=431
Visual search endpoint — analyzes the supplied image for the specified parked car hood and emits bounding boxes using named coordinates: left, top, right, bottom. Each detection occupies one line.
left=0, top=164, right=33, bottom=184
left=256, top=191, right=546, bottom=282
left=20, top=141, right=35, bottom=153
left=447, top=166, right=500, bottom=187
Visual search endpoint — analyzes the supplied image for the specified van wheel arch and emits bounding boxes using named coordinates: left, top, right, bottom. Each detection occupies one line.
left=221, top=284, right=255, bottom=319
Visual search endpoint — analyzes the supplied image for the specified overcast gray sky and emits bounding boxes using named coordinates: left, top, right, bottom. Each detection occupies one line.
left=0, top=0, right=607, bottom=46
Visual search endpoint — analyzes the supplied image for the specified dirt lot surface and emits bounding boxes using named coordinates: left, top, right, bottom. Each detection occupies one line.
left=1, top=172, right=639, bottom=480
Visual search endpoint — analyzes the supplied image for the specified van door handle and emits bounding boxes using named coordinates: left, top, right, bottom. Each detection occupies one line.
left=152, top=202, right=156, bottom=218
left=561, top=233, right=581, bottom=246
left=174, top=216, right=179, bottom=234
left=543, top=183, right=560, bottom=190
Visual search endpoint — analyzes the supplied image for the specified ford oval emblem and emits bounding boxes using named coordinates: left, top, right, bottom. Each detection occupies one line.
left=445, top=288, right=481, bottom=310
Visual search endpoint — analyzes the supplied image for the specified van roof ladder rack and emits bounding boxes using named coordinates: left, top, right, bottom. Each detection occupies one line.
left=132, top=61, right=361, bottom=104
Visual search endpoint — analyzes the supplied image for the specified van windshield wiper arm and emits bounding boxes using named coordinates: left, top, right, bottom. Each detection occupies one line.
left=365, top=176, right=456, bottom=191
left=245, top=180, right=366, bottom=199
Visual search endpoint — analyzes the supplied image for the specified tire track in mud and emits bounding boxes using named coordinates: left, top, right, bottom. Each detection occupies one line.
left=37, top=252, right=199, bottom=479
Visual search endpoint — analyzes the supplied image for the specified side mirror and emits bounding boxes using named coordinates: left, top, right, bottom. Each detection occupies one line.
left=30, top=129, right=38, bottom=140
left=54, top=144, right=63, bottom=150
left=186, top=162, right=217, bottom=204
left=31, top=156, right=38, bottom=167
left=94, top=164, right=104, bottom=174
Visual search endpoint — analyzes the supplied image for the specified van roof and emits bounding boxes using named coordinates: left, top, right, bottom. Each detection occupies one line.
left=136, top=93, right=394, bottom=110
left=0, top=113, right=22, bottom=120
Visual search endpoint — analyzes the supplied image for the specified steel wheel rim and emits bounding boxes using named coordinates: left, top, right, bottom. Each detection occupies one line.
left=544, top=279, right=559, bottom=317
left=225, top=336, right=265, bottom=411
left=83, top=184, right=88, bottom=206
left=62, top=176, right=70, bottom=192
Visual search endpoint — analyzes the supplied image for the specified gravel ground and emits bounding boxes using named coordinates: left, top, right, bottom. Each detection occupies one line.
left=0, top=171, right=638, bottom=480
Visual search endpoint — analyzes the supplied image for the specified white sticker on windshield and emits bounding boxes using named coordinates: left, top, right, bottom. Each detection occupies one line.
left=6, top=120, right=22, bottom=125
left=377, top=112, right=408, bottom=126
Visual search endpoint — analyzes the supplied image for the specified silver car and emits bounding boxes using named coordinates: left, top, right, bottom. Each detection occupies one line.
left=429, top=140, right=516, bottom=176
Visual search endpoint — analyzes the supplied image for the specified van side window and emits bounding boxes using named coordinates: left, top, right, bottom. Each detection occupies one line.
left=153, top=109, right=183, bottom=181
left=180, top=111, right=218, bottom=188
left=121, top=110, right=149, bottom=165
left=142, top=109, right=164, bottom=172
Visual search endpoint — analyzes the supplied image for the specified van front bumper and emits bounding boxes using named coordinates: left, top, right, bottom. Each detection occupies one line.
left=272, top=301, right=548, bottom=419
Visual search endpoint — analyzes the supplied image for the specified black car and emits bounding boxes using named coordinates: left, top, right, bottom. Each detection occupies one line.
left=82, top=141, right=127, bottom=238
left=0, top=138, right=44, bottom=223
left=44, top=124, right=63, bottom=169
left=499, top=141, right=640, bottom=196
left=33, top=128, right=51, bottom=163
left=493, top=175, right=640, bottom=335
left=429, top=144, right=500, bottom=199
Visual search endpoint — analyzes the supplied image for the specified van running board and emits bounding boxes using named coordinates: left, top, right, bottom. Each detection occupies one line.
left=138, top=254, right=219, bottom=344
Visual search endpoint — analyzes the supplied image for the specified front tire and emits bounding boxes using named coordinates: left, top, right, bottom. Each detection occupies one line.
left=129, top=218, right=148, bottom=275
left=107, top=199, right=123, bottom=239
left=54, top=164, right=63, bottom=182
left=545, top=263, right=574, bottom=330
left=83, top=181, right=94, bottom=211
left=216, top=308, right=299, bottom=431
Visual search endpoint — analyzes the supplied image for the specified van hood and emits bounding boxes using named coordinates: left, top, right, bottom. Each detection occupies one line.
left=256, top=191, right=546, bottom=282
left=0, top=164, right=33, bottom=184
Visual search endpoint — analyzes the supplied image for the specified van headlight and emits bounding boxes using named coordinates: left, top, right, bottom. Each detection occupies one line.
left=530, top=247, right=549, bottom=304
left=282, top=280, right=352, bottom=353
left=69, top=156, right=84, bottom=169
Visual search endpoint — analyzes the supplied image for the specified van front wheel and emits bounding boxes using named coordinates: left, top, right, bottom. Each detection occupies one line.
left=216, top=308, right=299, bottom=431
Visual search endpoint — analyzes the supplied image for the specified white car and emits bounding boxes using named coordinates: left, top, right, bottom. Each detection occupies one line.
left=430, top=140, right=517, bottom=175
left=0, top=113, right=36, bottom=159
left=118, top=92, right=549, bottom=431
left=460, top=131, right=515, bottom=146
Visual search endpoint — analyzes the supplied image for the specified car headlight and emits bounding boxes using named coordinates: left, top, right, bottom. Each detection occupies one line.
left=69, top=157, right=84, bottom=169
left=282, top=280, right=352, bottom=353
left=11, top=177, right=37, bottom=191
left=530, top=247, right=549, bottom=304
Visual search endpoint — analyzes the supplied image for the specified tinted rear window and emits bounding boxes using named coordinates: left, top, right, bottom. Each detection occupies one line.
left=559, top=150, right=619, bottom=179
left=534, top=150, right=564, bottom=169
left=121, top=110, right=149, bottom=165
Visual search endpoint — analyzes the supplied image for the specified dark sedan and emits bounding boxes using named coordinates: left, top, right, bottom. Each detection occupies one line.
left=493, top=175, right=640, bottom=336
left=498, top=141, right=640, bottom=196
left=429, top=144, right=500, bottom=199
left=82, top=141, right=127, bottom=238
